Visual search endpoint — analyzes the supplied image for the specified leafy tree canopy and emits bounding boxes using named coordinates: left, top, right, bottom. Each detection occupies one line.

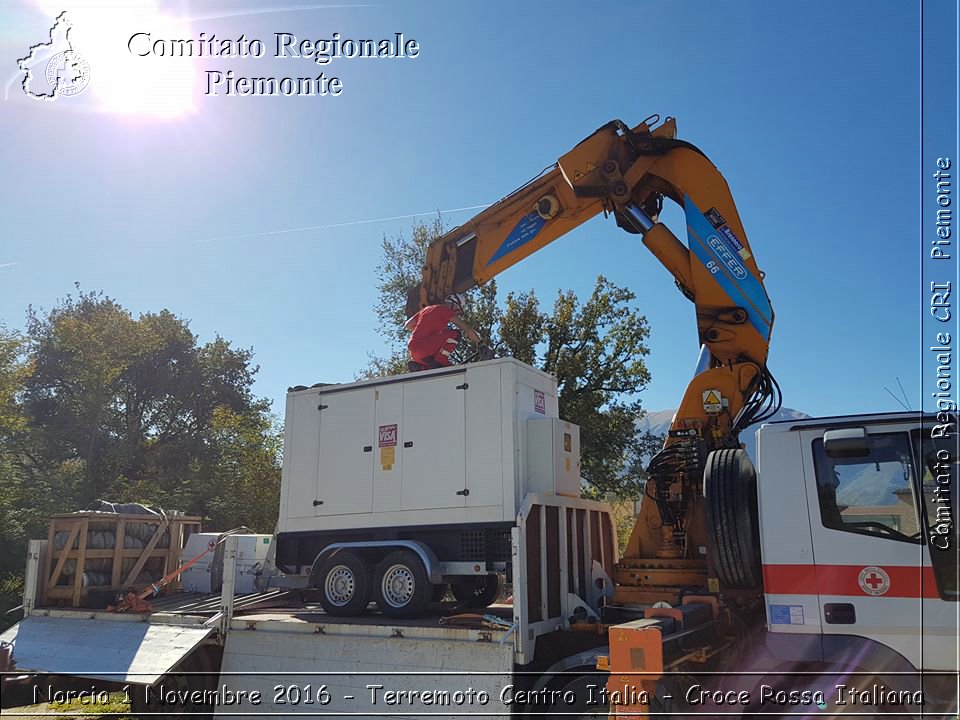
left=0, top=287, right=281, bottom=624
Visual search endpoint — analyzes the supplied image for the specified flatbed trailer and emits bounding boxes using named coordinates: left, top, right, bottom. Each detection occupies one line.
left=2, top=494, right=620, bottom=719
left=7, top=597, right=519, bottom=718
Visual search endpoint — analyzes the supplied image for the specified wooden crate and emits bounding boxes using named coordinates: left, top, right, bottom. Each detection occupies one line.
left=41, top=512, right=202, bottom=607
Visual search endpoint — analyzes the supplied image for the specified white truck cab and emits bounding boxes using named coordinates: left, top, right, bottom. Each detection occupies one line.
left=756, top=412, right=957, bottom=678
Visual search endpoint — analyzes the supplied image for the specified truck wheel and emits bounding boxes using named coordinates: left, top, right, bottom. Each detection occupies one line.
left=373, top=550, right=431, bottom=618
left=533, top=672, right=618, bottom=720
left=316, top=551, right=371, bottom=616
left=451, top=574, right=500, bottom=608
left=703, top=448, right=762, bottom=590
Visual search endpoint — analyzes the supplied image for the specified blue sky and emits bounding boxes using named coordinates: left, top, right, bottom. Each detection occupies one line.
left=0, top=0, right=934, bottom=419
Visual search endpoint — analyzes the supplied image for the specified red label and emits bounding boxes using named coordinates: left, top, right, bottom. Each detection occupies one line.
left=534, top=390, right=545, bottom=414
left=378, top=424, right=398, bottom=447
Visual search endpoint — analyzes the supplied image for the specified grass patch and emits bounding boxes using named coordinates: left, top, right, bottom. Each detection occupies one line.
left=47, top=691, right=132, bottom=717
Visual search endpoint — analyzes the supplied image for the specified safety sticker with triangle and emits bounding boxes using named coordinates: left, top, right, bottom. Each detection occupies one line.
left=702, top=389, right=723, bottom=413
left=573, top=162, right=598, bottom=181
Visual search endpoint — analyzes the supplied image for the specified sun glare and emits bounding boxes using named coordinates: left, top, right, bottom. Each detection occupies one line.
left=34, top=0, right=196, bottom=118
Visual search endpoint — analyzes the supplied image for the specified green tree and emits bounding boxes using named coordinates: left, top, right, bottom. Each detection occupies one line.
left=11, top=287, right=281, bottom=526
left=0, top=293, right=282, bottom=630
left=367, top=220, right=663, bottom=498
left=0, top=326, right=35, bottom=620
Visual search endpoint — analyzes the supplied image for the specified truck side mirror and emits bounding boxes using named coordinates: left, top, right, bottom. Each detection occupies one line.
left=823, top=427, right=870, bottom=458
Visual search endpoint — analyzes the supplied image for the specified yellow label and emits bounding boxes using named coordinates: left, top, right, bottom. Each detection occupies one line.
left=708, top=577, right=720, bottom=592
left=380, top=446, right=395, bottom=470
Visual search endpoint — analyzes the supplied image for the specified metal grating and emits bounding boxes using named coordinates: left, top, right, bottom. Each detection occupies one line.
left=460, top=530, right=486, bottom=559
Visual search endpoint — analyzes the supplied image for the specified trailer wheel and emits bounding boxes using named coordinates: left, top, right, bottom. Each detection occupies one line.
left=703, top=448, right=762, bottom=590
left=373, top=550, right=431, bottom=618
left=451, top=574, right=500, bottom=608
left=316, top=550, right=371, bottom=616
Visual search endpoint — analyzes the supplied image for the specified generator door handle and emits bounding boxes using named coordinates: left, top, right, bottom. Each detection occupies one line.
left=403, top=441, right=414, bottom=448
left=313, top=499, right=324, bottom=506
left=456, top=489, right=470, bottom=496
left=363, top=446, right=373, bottom=452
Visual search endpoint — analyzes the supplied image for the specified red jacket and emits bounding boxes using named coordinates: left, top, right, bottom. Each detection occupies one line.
left=407, top=304, right=456, bottom=336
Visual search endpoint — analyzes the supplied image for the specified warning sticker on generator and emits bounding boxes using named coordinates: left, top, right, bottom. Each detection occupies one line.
left=380, top=445, right=396, bottom=470
left=769, top=604, right=805, bottom=625
left=534, top=390, right=545, bottom=414
left=378, top=424, right=398, bottom=447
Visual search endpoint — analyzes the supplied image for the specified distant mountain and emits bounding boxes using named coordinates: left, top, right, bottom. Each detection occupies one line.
left=835, top=462, right=908, bottom=509
left=636, top=406, right=810, bottom=462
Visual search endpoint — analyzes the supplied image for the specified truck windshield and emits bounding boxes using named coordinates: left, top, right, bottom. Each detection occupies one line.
left=912, top=428, right=959, bottom=601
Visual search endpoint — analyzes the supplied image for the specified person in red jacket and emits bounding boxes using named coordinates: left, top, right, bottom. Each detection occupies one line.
left=406, top=294, right=481, bottom=370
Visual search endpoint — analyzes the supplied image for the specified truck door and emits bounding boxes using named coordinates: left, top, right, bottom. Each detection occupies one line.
left=801, top=424, right=926, bottom=669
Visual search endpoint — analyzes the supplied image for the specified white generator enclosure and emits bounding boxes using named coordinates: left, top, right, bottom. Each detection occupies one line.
left=277, top=358, right=579, bottom=534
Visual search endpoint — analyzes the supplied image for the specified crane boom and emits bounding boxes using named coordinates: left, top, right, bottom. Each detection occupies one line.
left=407, top=115, right=780, bottom=577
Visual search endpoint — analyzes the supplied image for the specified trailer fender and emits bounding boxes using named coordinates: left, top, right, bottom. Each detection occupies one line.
left=308, top=540, right=442, bottom=585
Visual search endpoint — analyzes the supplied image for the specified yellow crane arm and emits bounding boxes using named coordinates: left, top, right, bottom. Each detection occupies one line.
left=407, top=116, right=780, bottom=559
left=407, top=116, right=772, bottom=365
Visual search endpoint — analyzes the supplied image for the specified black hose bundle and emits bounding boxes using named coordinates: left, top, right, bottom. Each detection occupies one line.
left=732, top=365, right=782, bottom=435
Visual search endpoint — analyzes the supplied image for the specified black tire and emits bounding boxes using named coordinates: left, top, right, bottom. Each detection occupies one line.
left=315, top=550, right=371, bottom=617
left=131, top=645, right=223, bottom=720
left=741, top=668, right=920, bottom=719
left=530, top=672, right=624, bottom=720
left=373, top=550, right=432, bottom=618
left=703, top=448, right=762, bottom=589
left=451, top=574, right=500, bottom=608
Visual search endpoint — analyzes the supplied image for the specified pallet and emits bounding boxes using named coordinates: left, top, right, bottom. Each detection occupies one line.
left=41, top=512, right=202, bottom=607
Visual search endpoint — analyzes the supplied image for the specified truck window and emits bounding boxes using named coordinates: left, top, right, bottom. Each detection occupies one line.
left=812, top=433, right=921, bottom=543
left=912, top=428, right=959, bottom=601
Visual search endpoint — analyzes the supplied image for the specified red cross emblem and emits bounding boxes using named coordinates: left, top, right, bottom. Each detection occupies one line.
left=858, top=566, right=890, bottom=596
